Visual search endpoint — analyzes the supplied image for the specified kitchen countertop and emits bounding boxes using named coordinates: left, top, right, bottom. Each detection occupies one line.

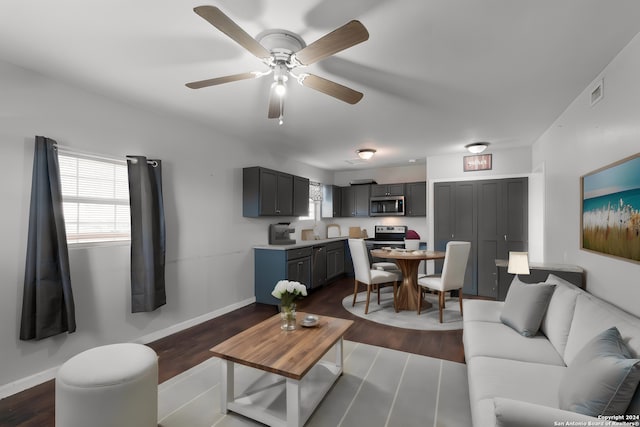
left=254, top=237, right=348, bottom=250
left=254, top=237, right=427, bottom=250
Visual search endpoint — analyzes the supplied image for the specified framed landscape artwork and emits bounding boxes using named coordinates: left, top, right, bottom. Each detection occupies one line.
left=581, top=153, right=640, bottom=263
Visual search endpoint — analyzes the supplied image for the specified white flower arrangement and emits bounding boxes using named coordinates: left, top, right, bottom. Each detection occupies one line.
left=271, top=280, right=307, bottom=307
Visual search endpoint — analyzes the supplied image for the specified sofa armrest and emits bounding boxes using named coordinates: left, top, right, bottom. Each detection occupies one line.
left=494, top=398, right=601, bottom=427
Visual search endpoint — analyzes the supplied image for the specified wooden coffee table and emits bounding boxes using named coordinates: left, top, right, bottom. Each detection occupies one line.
left=210, top=312, right=353, bottom=427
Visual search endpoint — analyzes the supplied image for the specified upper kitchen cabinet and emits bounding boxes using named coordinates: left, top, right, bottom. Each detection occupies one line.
left=371, top=183, right=405, bottom=197
left=341, top=185, right=370, bottom=217
left=321, top=185, right=342, bottom=218
left=243, top=167, right=308, bottom=217
left=405, top=181, right=426, bottom=216
left=293, top=175, right=310, bottom=217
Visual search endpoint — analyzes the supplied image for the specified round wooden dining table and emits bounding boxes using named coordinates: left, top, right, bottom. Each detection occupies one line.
left=370, top=248, right=445, bottom=311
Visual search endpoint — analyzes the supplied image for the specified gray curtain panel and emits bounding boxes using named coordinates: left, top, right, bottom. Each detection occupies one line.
left=127, top=156, right=166, bottom=312
left=20, top=136, right=76, bottom=340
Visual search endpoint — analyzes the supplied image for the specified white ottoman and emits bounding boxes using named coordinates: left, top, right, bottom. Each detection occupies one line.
left=55, top=343, right=158, bottom=427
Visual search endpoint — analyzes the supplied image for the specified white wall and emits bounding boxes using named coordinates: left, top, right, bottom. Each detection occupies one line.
left=532, top=32, right=640, bottom=316
left=0, top=59, right=329, bottom=395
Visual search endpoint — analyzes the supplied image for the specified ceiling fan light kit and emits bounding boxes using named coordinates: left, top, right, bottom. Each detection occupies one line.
left=186, top=6, right=369, bottom=123
left=357, top=149, right=376, bottom=160
left=465, top=142, right=490, bottom=154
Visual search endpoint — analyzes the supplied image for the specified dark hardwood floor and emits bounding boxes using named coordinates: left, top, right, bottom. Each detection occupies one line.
left=0, top=276, right=465, bottom=427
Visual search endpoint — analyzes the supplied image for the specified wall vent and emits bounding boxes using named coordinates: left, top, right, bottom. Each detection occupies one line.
left=590, top=78, right=603, bottom=106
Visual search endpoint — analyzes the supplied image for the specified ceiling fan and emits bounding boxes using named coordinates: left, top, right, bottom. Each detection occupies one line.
left=185, top=6, right=369, bottom=123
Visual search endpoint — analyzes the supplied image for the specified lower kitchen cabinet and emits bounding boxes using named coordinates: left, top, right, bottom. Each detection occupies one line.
left=287, top=248, right=312, bottom=286
left=254, top=241, right=346, bottom=305
left=326, top=241, right=345, bottom=280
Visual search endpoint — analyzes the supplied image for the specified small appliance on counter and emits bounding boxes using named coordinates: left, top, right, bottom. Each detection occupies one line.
left=269, top=223, right=296, bottom=245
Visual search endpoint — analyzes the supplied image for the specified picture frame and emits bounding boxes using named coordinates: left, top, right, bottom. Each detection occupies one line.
left=581, top=153, right=640, bottom=263
left=463, top=154, right=492, bottom=172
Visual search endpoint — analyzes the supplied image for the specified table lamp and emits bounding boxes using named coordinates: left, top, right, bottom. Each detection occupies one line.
left=507, top=251, right=530, bottom=278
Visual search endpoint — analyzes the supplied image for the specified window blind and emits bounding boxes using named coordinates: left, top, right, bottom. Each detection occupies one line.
left=58, top=151, right=130, bottom=244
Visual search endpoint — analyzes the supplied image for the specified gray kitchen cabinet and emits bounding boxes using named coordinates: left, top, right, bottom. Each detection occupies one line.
left=371, top=183, right=405, bottom=197
left=254, top=241, right=346, bottom=305
left=312, top=245, right=327, bottom=288
left=326, top=241, right=345, bottom=279
left=287, top=247, right=312, bottom=288
left=341, top=184, right=370, bottom=217
left=293, top=175, right=310, bottom=217
left=405, top=181, right=426, bottom=216
left=243, top=166, right=309, bottom=218
left=321, top=185, right=342, bottom=218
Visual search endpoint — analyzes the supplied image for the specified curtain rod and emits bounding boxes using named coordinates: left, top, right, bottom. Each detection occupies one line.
left=51, top=143, right=158, bottom=167
left=53, top=143, right=126, bottom=165
left=126, top=156, right=159, bottom=167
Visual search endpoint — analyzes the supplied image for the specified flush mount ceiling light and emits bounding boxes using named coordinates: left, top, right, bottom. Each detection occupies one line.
left=465, top=142, right=489, bottom=154
left=356, top=149, right=376, bottom=160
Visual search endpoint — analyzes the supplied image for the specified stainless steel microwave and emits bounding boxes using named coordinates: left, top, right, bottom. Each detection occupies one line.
left=370, top=196, right=405, bottom=216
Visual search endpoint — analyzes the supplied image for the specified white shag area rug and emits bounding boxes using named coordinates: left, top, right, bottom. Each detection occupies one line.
left=342, top=287, right=463, bottom=331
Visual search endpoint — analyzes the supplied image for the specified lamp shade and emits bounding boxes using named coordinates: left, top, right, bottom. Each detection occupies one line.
left=507, top=251, right=530, bottom=275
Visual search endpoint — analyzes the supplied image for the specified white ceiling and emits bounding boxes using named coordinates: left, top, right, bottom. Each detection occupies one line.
left=2, top=0, right=640, bottom=170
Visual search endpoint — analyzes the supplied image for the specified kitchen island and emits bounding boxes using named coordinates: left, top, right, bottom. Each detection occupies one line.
left=254, top=238, right=348, bottom=305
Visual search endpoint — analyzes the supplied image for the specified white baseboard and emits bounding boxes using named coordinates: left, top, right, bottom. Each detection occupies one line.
left=133, top=297, right=255, bottom=345
left=0, top=297, right=256, bottom=400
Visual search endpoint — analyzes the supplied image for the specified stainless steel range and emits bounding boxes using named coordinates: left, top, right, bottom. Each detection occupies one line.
left=374, top=225, right=407, bottom=243
left=365, top=225, right=407, bottom=249
left=364, top=225, right=407, bottom=264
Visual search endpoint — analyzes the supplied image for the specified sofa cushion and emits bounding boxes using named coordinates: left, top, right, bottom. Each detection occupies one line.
left=464, top=321, right=565, bottom=365
left=563, top=292, right=640, bottom=415
left=463, top=299, right=504, bottom=323
left=467, top=356, right=566, bottom=408
left=565, top=293, right=640, bottom=365
left=493, top=398, right=601, bottom=426
left=540, top=274, right=580, bottom=358
left=500, top=278, right=555, bottom=337
left=559, top=327, right=640, bottom=417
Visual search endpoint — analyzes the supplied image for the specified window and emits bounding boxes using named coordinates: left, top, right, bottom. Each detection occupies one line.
left=58, top=151, right=130, bottom=244
left=298, top=198, right=315, bottom=220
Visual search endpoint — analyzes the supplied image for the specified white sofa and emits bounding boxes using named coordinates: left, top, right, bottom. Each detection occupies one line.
left=463, top=274, right=640, bottom=426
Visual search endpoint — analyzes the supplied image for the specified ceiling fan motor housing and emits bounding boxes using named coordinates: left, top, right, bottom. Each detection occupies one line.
left=256, top=29, right=307, bottom=63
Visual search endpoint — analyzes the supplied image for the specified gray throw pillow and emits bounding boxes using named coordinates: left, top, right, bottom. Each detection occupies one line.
left=500, top=278, right=555, bottom=337
left=559, top=327, right=640, bottom=417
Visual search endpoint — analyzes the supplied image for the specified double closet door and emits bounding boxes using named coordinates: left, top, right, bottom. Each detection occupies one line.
left=433, top=177, right=528, bottom=297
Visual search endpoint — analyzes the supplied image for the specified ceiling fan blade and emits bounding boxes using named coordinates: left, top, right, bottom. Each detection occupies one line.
left=267, top=84, right=282, bottom=119
left=293, top=20, right=369, bottom=66
left=193, top=6, right=271, bottom=60
left=185, top=72, right=259, bottom=89
left=301, top=74, right=364, bottom=104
